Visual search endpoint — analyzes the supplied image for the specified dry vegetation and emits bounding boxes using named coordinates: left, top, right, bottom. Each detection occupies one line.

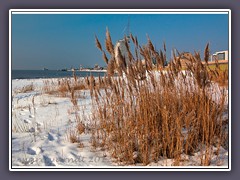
left=22, top=29, right=228, bottom=166
left=42, top=76, right=86, bottom=98
left=16, top=83, right=35, bottom=93
left=208, top=65, right=228, bottom=87
left=86, top=29, right=229, bottom=165
left=42, top=72, right=106, bottom=98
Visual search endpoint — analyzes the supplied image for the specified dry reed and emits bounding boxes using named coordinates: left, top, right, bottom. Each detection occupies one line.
left=89, top=30, right=228, bottom=166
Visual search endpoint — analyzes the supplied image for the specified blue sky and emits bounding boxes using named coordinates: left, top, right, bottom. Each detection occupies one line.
left=11, top=13, right=229, bottom=70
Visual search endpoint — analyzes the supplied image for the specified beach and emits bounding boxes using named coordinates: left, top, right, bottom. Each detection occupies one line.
left=11, top=76, right=229, bottom=167
left=11, top=78, right=114, bottom=166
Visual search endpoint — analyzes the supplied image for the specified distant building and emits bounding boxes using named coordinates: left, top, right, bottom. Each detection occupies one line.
left=94, top=64, right=100, bottom=70
left=203, top=50, right=228, bottom=65
left=210, top=50, right=228, bottom=61
left=169, top=50, right=229, bottom=68
left=114, top=37, right=131, bottom=67
left=79, top=65, right=83, bottom=70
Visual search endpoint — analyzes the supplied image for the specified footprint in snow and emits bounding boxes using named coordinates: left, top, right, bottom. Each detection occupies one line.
left=27, top=147, right=36, bottom=155
left=48, top=133, right=54, bottom=141
left=29, top=127, right=35, bottom=133
left=24, top=119, right=31, bottom=124
left=36, top=122, right=43, bottom=126
left=32, top=147, right=43, bottom=155
left=29, top=115, right=34, bottom=118
left=43, top=155, right=55, bottom=166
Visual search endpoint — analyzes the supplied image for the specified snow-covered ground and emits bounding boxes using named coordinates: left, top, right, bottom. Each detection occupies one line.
left=11, top=78, right=229, bottom=168
left=11, top=78, right=113, bottom=167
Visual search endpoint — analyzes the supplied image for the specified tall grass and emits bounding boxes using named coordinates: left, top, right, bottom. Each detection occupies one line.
left=42, top=78, right=87, bottom=97
left=88, top=30, right=228, bottom=165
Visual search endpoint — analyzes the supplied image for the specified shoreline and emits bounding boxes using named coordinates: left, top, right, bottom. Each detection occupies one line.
left=71, top=69, right=107, bottom=73
left=12, top=70, right=107, bottom=80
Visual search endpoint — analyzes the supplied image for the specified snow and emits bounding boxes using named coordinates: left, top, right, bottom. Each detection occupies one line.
left=11, top=78, right=229, bottom=168
left=11, top=78, right=113, bottom=167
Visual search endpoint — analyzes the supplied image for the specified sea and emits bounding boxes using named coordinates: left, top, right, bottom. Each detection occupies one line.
left=12, top=70, right=106, bottom=80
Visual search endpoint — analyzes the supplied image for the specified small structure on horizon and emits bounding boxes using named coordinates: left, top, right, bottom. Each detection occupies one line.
left=202, top=50, right=229, bottom=65
left=210, top=50, right=228, bottom=61
left=94, top=64, right=101, bottom=70
left=114, top=37, right=131, bottom=67
left=114, top=17, right=132, bottom=68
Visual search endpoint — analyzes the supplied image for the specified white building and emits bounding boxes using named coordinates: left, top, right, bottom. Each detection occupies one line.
left=114, top=37, right=131, bottom=67
left=211, top=50, right=228, bottom=61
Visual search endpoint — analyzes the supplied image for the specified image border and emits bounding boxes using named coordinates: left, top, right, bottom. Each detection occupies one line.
left=9, top=9, right=231, bottom=171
